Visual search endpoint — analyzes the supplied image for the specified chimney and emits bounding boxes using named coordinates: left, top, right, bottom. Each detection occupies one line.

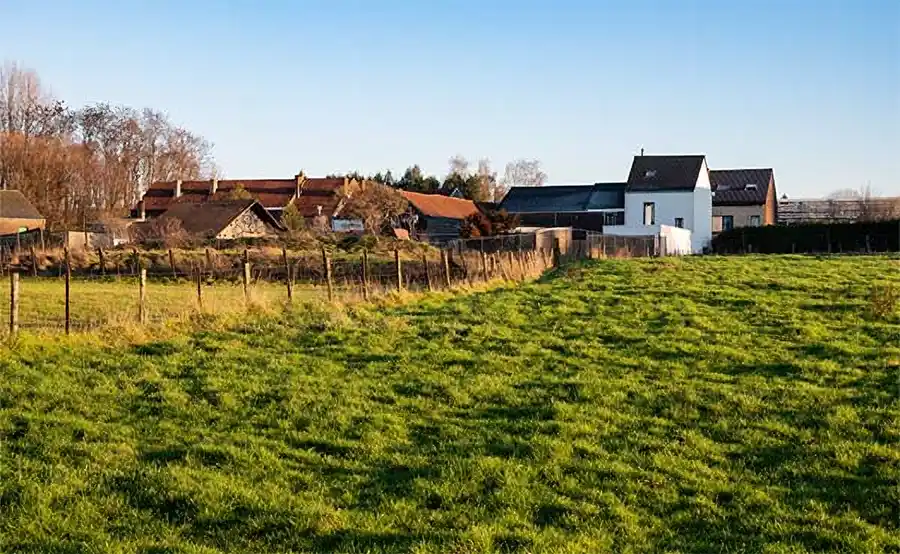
left=138, top=200, right=146, bottom=221
left=640, top=147, right=644, bottom=156
left=295, top=171, right=306, bottom=199
left=211, top=176, right=218, bottom=196
left=175, top=179, right=183, bottom=198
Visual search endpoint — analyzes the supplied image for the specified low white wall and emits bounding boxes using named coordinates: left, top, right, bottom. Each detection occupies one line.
left=603, top=225, right=692, bottom=255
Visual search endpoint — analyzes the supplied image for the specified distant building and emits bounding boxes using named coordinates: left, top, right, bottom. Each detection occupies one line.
left=777, top=196, right=900, bottom=225
left=132, top=199, right=283, bottom=241
left=0, top=190, right=45, bottom=235
left=709, top=168, right=777, bottom=231
left=623, top=154, right=712, bottom=253
left=134, top=174, right=353, bottom=226
left=500, top=183, right=626, bottom=231
left=399, top=190, right=480, bottom=242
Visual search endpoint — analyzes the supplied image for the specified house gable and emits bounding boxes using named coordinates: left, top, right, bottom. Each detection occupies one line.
left=626, top=155, right=706, bottom=192
left=217, top=206, right=280, bottom=239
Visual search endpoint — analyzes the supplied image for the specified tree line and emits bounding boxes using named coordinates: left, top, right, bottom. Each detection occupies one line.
left=0, top=61, right=215, bottom=230
left=327, top=155, right=548, bottom=203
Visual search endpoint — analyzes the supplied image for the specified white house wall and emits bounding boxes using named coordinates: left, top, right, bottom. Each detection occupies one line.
left=691, top=187, right=712, bottom=252
left=602, top=224, right=692, bottom=256
left=625, top=190, right=696, bottom=229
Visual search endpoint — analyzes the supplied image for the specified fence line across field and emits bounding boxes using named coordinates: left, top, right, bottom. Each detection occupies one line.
left=2, top=231, right=661, bottom=337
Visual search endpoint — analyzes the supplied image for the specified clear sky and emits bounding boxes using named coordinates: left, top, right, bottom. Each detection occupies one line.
left=2, top=0, right=898, bottom=197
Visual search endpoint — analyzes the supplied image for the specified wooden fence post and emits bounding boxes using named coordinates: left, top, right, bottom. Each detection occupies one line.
left=394, top=248, right=403, bottom=292
left=195, top=267, right=202, bottom=309
left=865, top=234, right=871, bottom=254
left=9, top=271, right=19, bottom=337
left=30, top=246, right=38, bottom=277
left=169, top=249, right=177, bottom=279
left=139, top=268, right=147, bottom=324
left=322, top=247, right=334, bottom=302
left=39, top=227, right=45, bottom=251
left=282, top=246, right=293, bottom=302
left=362, top=249, right=370, bottom=301
left=442, top=250, right=452, bottom=289
left=480, top=250, right=488, bottom=282
left=242, top=261, right=251, bottom=304
left=423, top=252, right=433, bottom=292
left=64, top=247, right=71, bottom=335
left=98, top=248, right=105, bottom=276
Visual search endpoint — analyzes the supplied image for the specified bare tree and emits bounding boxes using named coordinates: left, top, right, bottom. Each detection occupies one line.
left=448, top=154, right=469, bottom=178
left=338, top=179, right=408, bottom=234
left=0, top=61, right=216, bottom=229
left=501, top=159, right=547, bottom=189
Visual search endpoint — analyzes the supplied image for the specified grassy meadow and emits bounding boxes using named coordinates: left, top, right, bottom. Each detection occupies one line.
left=0, top=255, right=898, bottom=553
left=0, top=277, right=305, bottom=331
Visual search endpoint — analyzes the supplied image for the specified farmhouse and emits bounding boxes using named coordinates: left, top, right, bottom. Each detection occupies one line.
left=500, top=183, right=626, bottom=231
left=709, top=168, right=777, bottom=231
left=399, top=190, right=480, bottom=242
left=134, top=199, right=283, bottom=241
left=134, top=174, right=353, bottom=226
left=0, top=190, right=45, bottom=235
left=622, top=154, right=712, bottom=253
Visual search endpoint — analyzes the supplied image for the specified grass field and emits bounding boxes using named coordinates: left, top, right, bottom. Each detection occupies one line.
left=1, top=255, right=898, bottom=553
left=0, top=277, right=307, bottom=331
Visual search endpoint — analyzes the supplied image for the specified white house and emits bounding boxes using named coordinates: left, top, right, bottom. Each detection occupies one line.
left=620, top=154, right=712, bottom=253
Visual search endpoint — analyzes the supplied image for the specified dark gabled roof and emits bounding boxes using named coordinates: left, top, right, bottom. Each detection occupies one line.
left=585, top=183, right=627, bottom=210
left=709, top=168, right=773, bottom=206
left=501, top=183, right=626, bottom=213
left=0, top=190, right=44, bottom=219
left=158, top=200, right=283, bottom=237
left=501, top=185, right=594, bottom=213
left=626, top=155, right=706, bottom=192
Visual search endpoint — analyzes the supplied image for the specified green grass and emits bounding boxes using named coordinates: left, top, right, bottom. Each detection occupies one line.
left=1, top=255, right=899, bottom=553
left=0, top=278, right=309, bottom=330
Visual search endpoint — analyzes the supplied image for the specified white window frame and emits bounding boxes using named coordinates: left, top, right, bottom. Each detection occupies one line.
left=643, top=202, right=655, bottom=225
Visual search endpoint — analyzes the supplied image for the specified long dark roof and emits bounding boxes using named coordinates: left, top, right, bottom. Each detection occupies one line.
left=0, top=190, right=44, bottom=219
left=709, top=168, right=773, bottom=206
left=626, top=155, right=706, bottom=192
left=501, top=183, right=625, bottom=213
left=158, top=200, right=283, bottom=237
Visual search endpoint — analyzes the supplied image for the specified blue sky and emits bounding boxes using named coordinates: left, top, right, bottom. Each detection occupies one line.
left=2, top=0, right=898, bottom=196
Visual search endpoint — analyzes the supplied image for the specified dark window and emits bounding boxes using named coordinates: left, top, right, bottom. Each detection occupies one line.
left=722, top=215, right=734, bottom=231
left=603, top=211, right=624, bottom=226
left=643, top=202, right=655, bottom=225
left=674, top=217, right=684, bottom=228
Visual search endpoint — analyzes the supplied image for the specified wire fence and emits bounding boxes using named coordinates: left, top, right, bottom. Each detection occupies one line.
left=0, top=230, right=661, bottom=336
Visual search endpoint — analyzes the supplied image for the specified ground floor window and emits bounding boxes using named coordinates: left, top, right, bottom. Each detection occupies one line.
left=603, top=211, right=625, bottom=226
left=749, top=215, right=761, bottom=227
left=674, top=217, right=684, bottom=228
left=722, top=215, right=734, bottom=231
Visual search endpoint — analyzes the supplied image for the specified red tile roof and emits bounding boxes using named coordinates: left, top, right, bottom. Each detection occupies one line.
left=400, top=190, right=480, bottom=220
left=139, top=177, right=347, bottom=216
left=293, top=178, right=346, bottom=217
